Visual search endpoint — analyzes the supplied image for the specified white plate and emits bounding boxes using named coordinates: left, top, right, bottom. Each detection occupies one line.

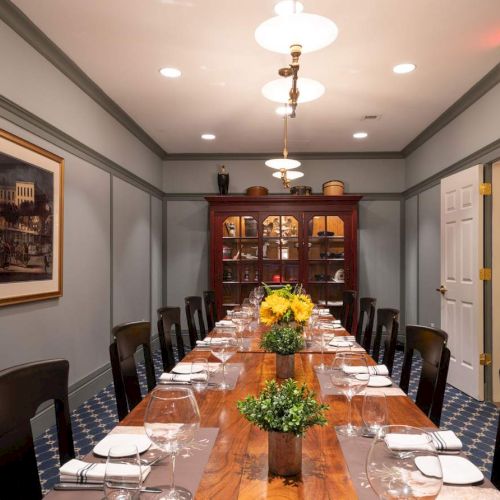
left=367, top=375, right=393, bottom=387
left=93, top=434, right=151, bottom=457
left=415, top=455, right=484, bottom=485
left=171, top=364, right=203, bottom=374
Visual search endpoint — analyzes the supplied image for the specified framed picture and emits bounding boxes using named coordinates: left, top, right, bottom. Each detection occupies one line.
left=0, top=129, right=63, bottom=306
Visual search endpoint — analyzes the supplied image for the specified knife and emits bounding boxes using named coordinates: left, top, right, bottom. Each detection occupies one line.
left=54, top=483, right=162, bottom=493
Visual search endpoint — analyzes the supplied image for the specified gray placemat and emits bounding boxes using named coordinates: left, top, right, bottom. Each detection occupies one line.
left=208, top=362, right=242, bottom=389
left=44, top=427, right=219, bottom=499
left=316, top=371, right=406, bottom=397
left=337, top=434, right=495, bottom=500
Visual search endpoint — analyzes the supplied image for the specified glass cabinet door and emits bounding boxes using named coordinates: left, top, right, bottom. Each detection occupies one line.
left=221, top=215, right=259, bottom=313
left=262, top=215, right=300, bottom=286
left=306, top=215, right=346, bottom=310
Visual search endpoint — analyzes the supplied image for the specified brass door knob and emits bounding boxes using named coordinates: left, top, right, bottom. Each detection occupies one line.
left=436, top=285, right=448, bottom=295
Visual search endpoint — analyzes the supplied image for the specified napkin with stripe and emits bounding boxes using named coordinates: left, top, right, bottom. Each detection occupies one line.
left=196, top=337, right=232, bottom=347
left=385, top=431, right=462, bottom=452
left=59, top=459, right=150, bottom=484
left=343, top=364, right=389, bottom=376
left=159, top=372, right=192, bottom=383
left=215, top=320, right=236, bottom=328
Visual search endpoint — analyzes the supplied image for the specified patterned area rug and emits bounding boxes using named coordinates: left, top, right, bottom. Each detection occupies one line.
left=34, top=348, right=499, bottom=494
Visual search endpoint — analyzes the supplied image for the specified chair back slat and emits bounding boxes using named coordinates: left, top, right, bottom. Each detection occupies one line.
left=341, top=290, right=357, bottom=333
left=110, top=321, right=155, bottom=419
left=399, top=325, right=449, bottom=426
left=372, top=308, right=400, bottom=375
left=185, top=296, right=207, bottom=348
left=157, top=306, right=185, bottom=372
left=203, top=290, right=218, bottom=331
left=0, top=359, right=75, bottom=499
left=356, top=297, right=376, bottom=349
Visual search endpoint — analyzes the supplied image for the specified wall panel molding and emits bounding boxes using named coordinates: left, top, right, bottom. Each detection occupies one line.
left=0, top=95, right=164, bottom=198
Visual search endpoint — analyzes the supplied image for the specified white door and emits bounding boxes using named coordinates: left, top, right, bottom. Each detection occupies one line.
left=440, top=165, right=484, bottom=400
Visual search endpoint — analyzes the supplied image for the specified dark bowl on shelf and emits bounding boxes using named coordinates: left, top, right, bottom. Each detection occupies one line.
left=332, top=252, right=344, bottom=258
left=317, top=231, right=334, bottom=237
left=320, top=252, right=334, bottom=259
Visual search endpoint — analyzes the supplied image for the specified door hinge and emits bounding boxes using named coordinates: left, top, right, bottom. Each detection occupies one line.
left=480, top=353, right=492, bottom=366
left=480, top=268, right=492, bottom=280
left=480, top=183, right=492, bottom=195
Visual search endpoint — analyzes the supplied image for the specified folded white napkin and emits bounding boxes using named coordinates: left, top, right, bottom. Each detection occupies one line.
left=430, top=430, right=462, bottom=451
left=160, top=372, right=192, bottom=383
left=318, top=323, right=336, bottom=330
left=343, top=365, right=389, bottom=376
left=318, top=309, right=330, bottom=315
left=60, top=459, right=150, bottom=484
left=196, top=337, right=231, bottom=346
left=385, top=433, right=434, bottom=451
left=329, top=340, right=353, bottom=347
left=215, top=320, right=236, bottom=328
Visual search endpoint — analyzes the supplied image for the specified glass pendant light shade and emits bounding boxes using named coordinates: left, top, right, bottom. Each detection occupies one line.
left=265, top=157, right=301, bottom=170
left=255, top=13, right=338, bottom=54
left=273, top=170, right=304, bottom=180
left=262, top=77, right=325, bottom=104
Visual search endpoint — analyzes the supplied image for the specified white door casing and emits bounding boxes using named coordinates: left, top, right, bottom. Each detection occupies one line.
left=440, top=165, right=484, bottom=400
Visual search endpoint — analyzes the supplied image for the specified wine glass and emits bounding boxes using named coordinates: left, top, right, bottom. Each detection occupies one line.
left=104, top=444, right=142, bottom=500
left=313, top=319, right=331, bottom=372
left=329, top=352, right=369, bottom=437
left=366, top=425, right=443, bottom=499
left=254, top=286, right=265, bottom=303
left=362, top=391, right=388, bottom=437
left=144, top=387, right=200, bottom=500
left=209, top=329, right=238, bottom=390
left=232, top=311, right=252, bottom=351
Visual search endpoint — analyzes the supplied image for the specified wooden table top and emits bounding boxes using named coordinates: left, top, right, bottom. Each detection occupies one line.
left=122, top=326, right=434, bottom=499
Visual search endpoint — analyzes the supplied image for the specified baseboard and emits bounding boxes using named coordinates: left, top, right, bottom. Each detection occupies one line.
left=30, top=336, right=161, bottom=438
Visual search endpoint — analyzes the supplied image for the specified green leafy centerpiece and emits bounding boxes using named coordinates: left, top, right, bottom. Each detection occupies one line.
left=238, top=379, right=329, bottom=476
left=259, top=285, right=313, bottom=378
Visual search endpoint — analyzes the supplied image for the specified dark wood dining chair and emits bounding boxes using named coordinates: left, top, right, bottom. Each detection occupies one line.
left=203, top=290, right=218, bottom=331
left=356, top=297, right=376, bottom=350
left=371, top=308, right=400, bottom=376
left=185, top=296, right=207, bottom=348
left=157, top=306, right=186, bottom=372
left=109, top=320, right=156, bottom=421
left=341, top=290, right=357, bottom=333
left=399, top=325, right=450, bottom=427
left=0, top=359, right=75, bottom=499
left=491, top=375, right=500, bottom=489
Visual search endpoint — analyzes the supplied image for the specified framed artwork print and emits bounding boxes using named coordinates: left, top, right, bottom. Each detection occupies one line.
left=0, top=129, right=63, bottom=306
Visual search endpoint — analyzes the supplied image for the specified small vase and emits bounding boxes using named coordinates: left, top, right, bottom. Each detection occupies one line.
left=268, top=431, right=302, bottom=476
left=276, top=353, right=294, bottom=379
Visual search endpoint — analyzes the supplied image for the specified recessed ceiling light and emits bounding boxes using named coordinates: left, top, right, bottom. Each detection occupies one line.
left=353, top=132, right=368, bottom=139
left=275, top=106, right=293, bottom=116
left=201, top=133, right=216, bottom=140
left=393, top=63, right=416, bottom=74
left=159, top=67, right=181, bottom=78
left=263, top=77, right=325, bottom=104
left=274, top=0, right=304, bottom=15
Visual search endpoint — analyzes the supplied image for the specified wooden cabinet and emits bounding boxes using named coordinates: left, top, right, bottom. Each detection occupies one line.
left=206, top=195, right=362, bottom=318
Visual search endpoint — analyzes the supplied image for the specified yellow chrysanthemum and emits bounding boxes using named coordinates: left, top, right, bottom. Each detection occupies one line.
left=259, top=294, right=290, bottom=325
left=291, top=295, right=314, bottom=324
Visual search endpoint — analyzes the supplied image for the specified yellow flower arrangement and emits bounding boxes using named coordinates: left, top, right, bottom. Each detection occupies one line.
left=259, top=285, right=313, bottom=326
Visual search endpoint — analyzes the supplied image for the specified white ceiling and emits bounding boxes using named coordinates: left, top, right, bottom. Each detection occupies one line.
left=12, top=0, right=500, bottom=154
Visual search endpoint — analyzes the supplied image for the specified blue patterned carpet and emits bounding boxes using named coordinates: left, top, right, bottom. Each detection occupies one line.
left=35, top=348, right=499, bottom=494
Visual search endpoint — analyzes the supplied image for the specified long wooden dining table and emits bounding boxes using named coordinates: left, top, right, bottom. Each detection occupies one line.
left=46, top=322, right=496, bottom=499
left=120, top=324, right=437, bottom=499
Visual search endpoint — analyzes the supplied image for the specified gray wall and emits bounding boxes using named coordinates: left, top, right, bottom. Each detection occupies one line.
left=405, top=83, right=500, bottom=189
left=0, top=20, right=163, bottom=429
left=164, top=158, right=405, bottom=194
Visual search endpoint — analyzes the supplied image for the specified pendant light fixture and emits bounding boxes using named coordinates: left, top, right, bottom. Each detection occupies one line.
left=266, top=107, right=304, bottom=188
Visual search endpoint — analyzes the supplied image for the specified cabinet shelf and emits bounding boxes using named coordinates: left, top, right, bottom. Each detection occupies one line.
left=308, top=258, right=345, bottom=262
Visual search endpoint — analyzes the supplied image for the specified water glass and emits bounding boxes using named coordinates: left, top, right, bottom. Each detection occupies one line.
left=104, top=444, right=142, bottom=500
left=362, top=391, right=388, bottom=436
left=190, top=356, right=209, bottom=391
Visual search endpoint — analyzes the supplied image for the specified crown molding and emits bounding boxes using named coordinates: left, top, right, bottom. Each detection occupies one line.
left=0, top=0, right=167, bottom=160
left=402, top=63, right=500, bottom=157
left=164, top=151, right=404, bottom=161
left=0, top=95, right=164, bottom=198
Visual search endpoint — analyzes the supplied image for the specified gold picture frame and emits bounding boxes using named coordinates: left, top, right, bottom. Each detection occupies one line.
left=0, top=129, right=63, bottom=306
